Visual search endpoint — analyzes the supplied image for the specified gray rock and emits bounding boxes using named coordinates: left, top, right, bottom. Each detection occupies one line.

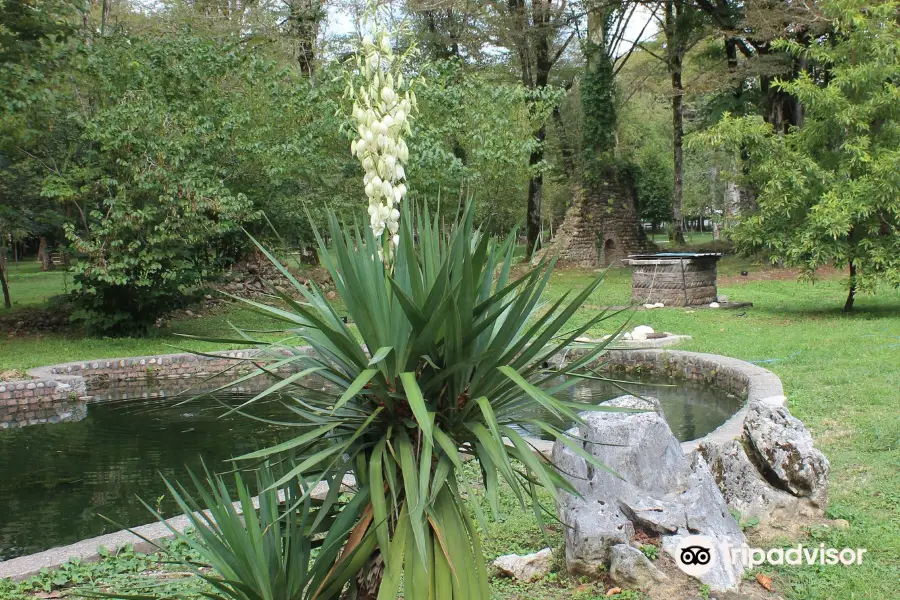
left=744, top=402, right=829, bottom=506
left=699, top=440, right=817, bottom=523
left=553, top=396, right=746, bottom=590
left=492, top=548, right=553, bottom=582
left=609, top=544, right=668, bottom=588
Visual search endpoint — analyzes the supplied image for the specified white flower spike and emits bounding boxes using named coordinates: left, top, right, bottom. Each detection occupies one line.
left=345, top=5, right=418, bottom=255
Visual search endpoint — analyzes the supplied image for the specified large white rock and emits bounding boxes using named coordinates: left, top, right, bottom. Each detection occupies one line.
left=492, top=548, right=553, bottom=582
left=553, top=395, right=746, bottom=591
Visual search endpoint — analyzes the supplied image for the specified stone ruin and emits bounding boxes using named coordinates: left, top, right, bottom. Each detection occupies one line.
left=543, top=168, right=656, bottom=267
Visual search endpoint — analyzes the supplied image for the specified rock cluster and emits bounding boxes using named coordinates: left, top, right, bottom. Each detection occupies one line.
left=553, top=393, right=830, bottom=593
left=553, top=395, right=746, bottom=591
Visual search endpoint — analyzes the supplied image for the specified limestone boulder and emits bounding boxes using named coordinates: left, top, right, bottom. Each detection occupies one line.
left=743, top=402, right=829, bottom=506
left=609, top=544, right=668, bottom=588
left=493, top=548, right=553, bottom=582
left=699, top=439, right=818, bottom=524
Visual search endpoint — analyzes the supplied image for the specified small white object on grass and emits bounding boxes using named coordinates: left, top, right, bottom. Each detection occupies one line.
left=709, top=302, right=720, bottom=308
left=631, top=325, right=654, bottom=341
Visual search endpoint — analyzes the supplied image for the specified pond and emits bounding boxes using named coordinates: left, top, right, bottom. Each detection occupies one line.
left=0, top=373, right=741, bottom=561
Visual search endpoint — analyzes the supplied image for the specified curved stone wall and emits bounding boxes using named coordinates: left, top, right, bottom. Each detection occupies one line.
left=591, top=349, right=786, bottom=452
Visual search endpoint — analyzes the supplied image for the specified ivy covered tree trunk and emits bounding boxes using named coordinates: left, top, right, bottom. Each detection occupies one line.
left=582, top=12, right=616, bottom=155
left=286, top=0, right=323, bottom=76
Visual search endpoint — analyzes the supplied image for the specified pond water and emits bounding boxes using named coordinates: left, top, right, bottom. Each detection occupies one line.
left=0, top=374, right=741, bottom=561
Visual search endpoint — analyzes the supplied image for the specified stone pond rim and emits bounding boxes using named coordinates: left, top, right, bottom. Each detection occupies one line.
left=0, top=347, right=787, bottom=580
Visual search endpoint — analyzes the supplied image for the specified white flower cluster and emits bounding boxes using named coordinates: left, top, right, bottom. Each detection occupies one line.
left=349, top=32, right=415, bottom=246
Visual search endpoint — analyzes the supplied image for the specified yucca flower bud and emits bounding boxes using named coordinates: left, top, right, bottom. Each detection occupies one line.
left=362, top=35, right=374, bottom=47
left=380, top=36, right=392, bottom=55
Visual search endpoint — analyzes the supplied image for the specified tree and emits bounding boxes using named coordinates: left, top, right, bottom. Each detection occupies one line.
left=695, top=0, right=900, bottom=311
left=0, top=235, right=10, bottom=308
left=488, top=0, right=577, bottom=256
left=659, top=0, right=706, bottom=243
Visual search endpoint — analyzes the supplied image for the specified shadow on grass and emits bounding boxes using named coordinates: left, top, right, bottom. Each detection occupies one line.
left=749, top=300, right=900, bottom=321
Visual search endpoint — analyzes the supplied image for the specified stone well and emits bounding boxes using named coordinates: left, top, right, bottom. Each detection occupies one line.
left=625, top=252, right=722, bottom=306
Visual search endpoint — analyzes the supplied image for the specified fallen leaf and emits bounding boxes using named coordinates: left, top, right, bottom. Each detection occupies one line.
left=606, top=588, right=622, bottom=597
left=756, top=572, right=773, bottom=591
left=33, top=592, right=62, bottom=599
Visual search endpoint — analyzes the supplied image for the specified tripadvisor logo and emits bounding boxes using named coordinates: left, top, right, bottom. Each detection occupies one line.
left=672, top=535, right=867, bottom=575
left=673, top=535, right=718, bottom=577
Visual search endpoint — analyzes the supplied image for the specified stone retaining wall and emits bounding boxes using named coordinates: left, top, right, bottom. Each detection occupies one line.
left=0, top=377, right=86, bottom=429
left=0, top=348, right=308, bottom=429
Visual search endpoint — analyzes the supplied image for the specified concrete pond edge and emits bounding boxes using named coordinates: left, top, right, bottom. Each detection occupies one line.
left=0, top=347, right=785, bottom=581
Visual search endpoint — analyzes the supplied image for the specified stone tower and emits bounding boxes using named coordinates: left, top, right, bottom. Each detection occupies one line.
left=545, top=166, right=655, bottom=267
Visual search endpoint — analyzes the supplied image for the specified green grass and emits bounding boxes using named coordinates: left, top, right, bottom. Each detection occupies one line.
left=1, top=260, right=72, bottom=311
left=1, top=258, right=898, bottom=599
left=650, top=231, right=715, bottom=245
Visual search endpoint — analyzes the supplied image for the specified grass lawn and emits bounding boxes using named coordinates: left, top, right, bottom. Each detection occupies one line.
left=1, top=258, right=898, bottom=599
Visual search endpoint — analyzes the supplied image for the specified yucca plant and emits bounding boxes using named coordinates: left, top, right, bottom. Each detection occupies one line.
left=180, top=201, right=627, bottom=600
left=103, top=463, right=356, bottom=600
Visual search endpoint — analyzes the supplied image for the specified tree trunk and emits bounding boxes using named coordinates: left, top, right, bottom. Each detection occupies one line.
left=526, top=124, right=546, bottom=256
left=844, top=261, right=856, bottom=312
left=666, top=1, right=686, bottom=245
left=38, top=237, right=53, bottom=271
left=0, top=247, right=11, bottom=309
left=670, top=68, right=686, bottom=244
left=287, top=0, right=322, bottom=76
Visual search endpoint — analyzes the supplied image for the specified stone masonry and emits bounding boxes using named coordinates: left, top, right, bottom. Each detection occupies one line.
left=0, top=348, right=311, bottom=429
left=544, top=169, right=655, bottom=267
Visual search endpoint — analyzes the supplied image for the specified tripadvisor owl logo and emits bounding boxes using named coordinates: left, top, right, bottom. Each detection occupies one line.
left=673, top=535, right=718, bottom=577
